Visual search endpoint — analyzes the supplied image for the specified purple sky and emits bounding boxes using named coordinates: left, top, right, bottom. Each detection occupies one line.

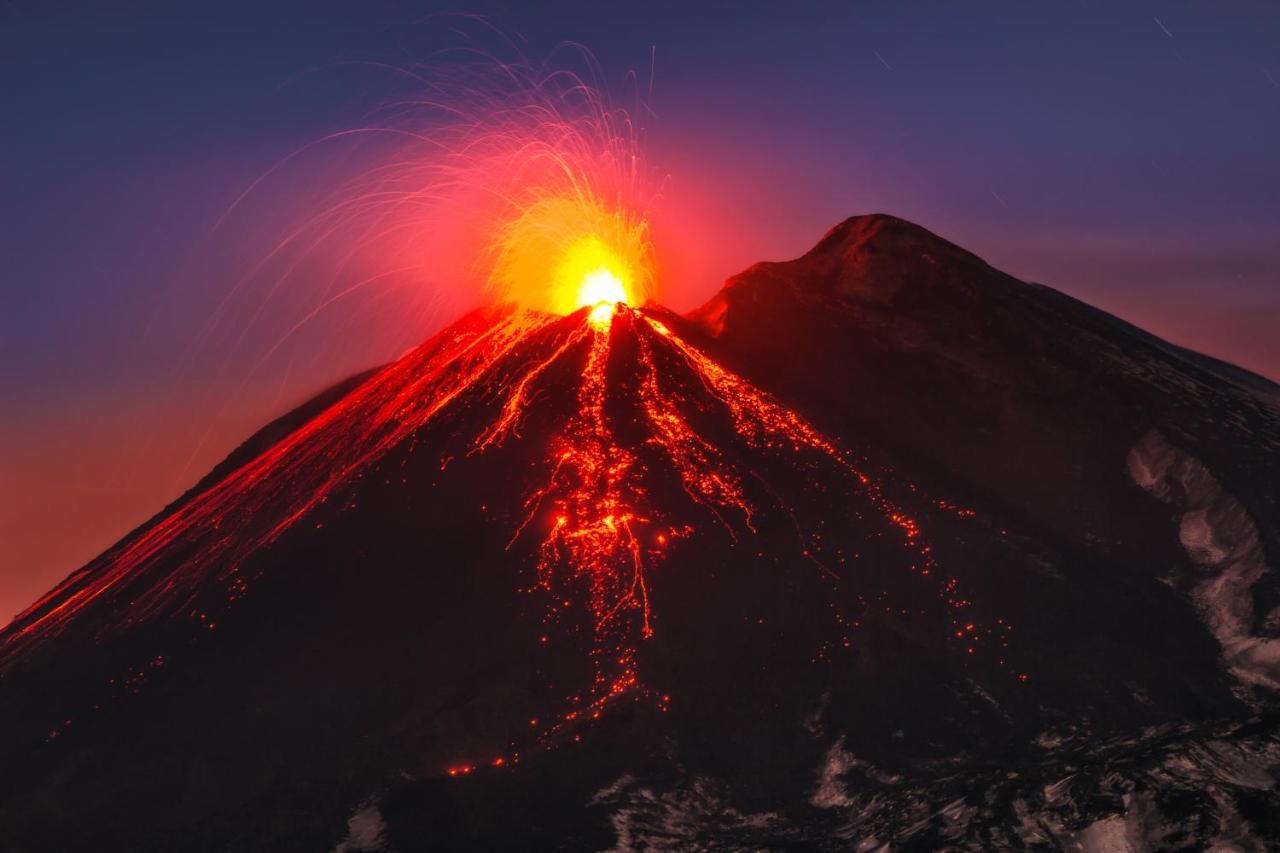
left=2, top=1, right=1279, bottom=621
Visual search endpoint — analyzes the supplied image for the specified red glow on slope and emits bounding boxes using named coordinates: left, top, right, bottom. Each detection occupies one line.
left=0, top=307, right=548, bottom=662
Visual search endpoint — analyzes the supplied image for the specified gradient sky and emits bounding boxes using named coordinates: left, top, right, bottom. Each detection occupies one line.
left=3, top=1, right=1279, bottom=621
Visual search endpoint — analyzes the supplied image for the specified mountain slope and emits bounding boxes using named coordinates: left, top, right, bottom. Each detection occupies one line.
left=2, top=215, right=1278, bottom=852
left=690, top=214, right=1280, bottom=691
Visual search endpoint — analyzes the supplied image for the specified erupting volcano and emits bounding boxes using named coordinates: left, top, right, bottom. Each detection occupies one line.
left=4, top=213, right=1280, bottom=851
left=4, top=42, right=1280, bottom=851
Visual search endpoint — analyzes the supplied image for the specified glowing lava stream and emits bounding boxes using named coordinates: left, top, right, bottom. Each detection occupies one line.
left=468, top=302, right=973, bottom=737
left=1, top=298, right=988, bottom=762
left=502, top=301, right=652, bottom=714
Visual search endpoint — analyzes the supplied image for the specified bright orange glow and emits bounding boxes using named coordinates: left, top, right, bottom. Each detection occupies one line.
left=578, top=268, right=628, bottom=309
left=218, top=41, right=666, bottom=338
left=487, top=198, right=650, bottom=315
left=587, top=300, right=619, bottom=327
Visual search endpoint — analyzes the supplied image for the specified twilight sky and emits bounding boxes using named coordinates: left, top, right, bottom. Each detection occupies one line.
left=2, top=1, right=1279, bottom=621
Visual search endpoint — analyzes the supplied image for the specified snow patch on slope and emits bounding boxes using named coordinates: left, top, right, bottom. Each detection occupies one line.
left=332, top=800, right=386, bottom=853
left=812, top=738, right=859, bottom=808
left=1127, top=430, right=1280, bottom=691
left=593, top=775, right=786, bottom=851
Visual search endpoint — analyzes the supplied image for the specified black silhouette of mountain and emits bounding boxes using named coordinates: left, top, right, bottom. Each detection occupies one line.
left=2, top=215, right=1278, bottom=852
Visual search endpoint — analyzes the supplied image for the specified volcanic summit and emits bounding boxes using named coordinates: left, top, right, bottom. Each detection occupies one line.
left=2, top=215, right=1279, bottom=851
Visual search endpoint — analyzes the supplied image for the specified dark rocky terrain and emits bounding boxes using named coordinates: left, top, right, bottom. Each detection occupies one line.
left=2, top=215, right=1277, bottom=851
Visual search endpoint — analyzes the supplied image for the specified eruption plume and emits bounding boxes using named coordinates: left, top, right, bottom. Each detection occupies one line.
left=315, top=37, right=659, bottom=316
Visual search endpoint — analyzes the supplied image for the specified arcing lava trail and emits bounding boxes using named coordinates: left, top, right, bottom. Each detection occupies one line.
left=1, top=299, right=993, bottom=757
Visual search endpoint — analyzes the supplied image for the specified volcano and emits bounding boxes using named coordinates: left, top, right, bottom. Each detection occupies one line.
left=3, top=215, right=1279, bottom=851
